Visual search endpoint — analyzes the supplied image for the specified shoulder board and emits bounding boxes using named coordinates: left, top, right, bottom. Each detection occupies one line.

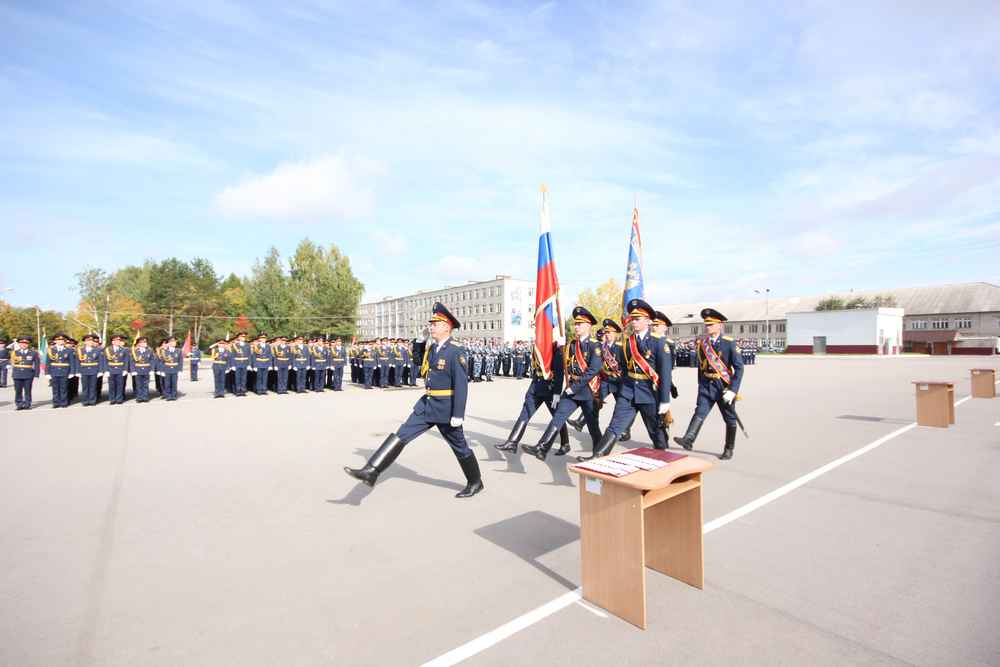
left=666, top=337, right=674, bottom=344
left=650, top=331, right=664, bottom=339
left=722, top=336, right=734, bottom=341
left=589, top=335, right=599, bottom=343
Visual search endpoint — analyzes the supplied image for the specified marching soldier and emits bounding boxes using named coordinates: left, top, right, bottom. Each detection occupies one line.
left=188, top=345, right=201, bottom=381
left=129, top=336, right=156, bottom=402
left=0, top=336, right=10, bottom=388
left=251, top=333, right=272, bottom=395
left=231, top=332, right=251, bottom=396
left=272, top=335, right=292, bottom=394
left=579, top=299, right=673, bottom=461
left=46, top=333, right=75, bottom=408
left=211, top=336, right=232, bottom=398
left=494, top=338, right=569, bottom=454
left=77, top=334, right=104, bottom=406
left=344, top=303, right=483, bottom=498
left=521, top=307, right=603, bottom=461
left=568, top=318, right=628, bottom=438
left=674, top=308, right=745, bottom=460
left=12, top=336, right=40, bottom=410
left=330, top=338, right=346, bottom=391
left=105, top=334, right=130, bottom=404
left=158, top=336, right=183, bottom=400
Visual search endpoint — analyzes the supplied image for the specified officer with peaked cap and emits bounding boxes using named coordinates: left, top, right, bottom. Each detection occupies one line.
left=0, top=336, right=10, bottom=388
left=522, top=306, right=604, bottom=461
left=674, top=307, right=745, bottom=459
left=12, top=336, right=40, bottom=409
left=129, top=336, right=156, bottom=402
left=77, top=333, right=104, bottom=406
left=105, top=334, right=130, bottom=404
left=568, top=317, right=629, bottom=438
left=46, top=333, right=75, bottom=408
left=579, top=299, right=674, bottom=460
left=345, top=302, right=483, bottom=498
left=231, top=332, right=251, bottom=396
left=211, top=336, right=232, bottom=398
left=251, top=332, right=272, bottom=395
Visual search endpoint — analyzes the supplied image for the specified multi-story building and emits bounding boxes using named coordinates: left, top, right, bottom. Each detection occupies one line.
left=659, top=282, right=1000, bottom=355
left=358, top=275, right=536, bottom=343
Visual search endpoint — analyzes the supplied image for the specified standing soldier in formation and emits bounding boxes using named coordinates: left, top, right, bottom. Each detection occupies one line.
left=330, top=338, right=346, bottom=391
left=251, top=333, right=271, bottom=395
left=211, top=337, right=232, bottom=398
left=522, top=307, right=603, bottom=461
left=77, top=334, right=104, bottom=406
left=290, top=335, right=310, bottom=393
left=362, top=342, right=376, bottom=389
left=484, top=343, right=495, bottom=382
left=66, top=337, right=80, bottom=403
left=130, top=336, right=155, bottom=402
left=0, top=336, right=10, bottom=388
left=47, top=334, right=74, bottom=408
left=105, top=334, right=130, bottom=404
left=410, top=337, right=425, bottom=387
left=344, top=303, right=483, bottom=498
left=12, top=336, right=40, bottom=410
left=159, top=336, right=183, bottom=401
left=231, top=332, right=250, bottom=396
left=310, top=335, right=328, bottom=392
left=272, top=335, right=291, bottom=394
left=674, top=308, right=745, bottom=460
left=188, top=345, right=201, bottom=382
left=501, top=342, right=512, bottom=377
left=580, top=299, right=673, bottom=461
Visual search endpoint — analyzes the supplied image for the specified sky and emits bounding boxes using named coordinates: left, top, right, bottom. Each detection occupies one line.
left=2, top=1, right=999, bottom=313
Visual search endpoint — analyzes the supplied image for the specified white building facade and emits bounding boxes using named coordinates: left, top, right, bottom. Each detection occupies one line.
left=785, top=308, right=904, bottom=354
left=358, top=276, right=536, bottom=343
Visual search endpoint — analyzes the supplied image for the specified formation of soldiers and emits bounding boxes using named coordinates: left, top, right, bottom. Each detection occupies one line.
left=210, top=332, right=349, bottom=397
left=674, top=338, right=757, bottom=366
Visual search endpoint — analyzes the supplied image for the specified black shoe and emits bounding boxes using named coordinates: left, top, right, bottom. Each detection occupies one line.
left=553, top=425, right=571, bottom=456
left=567, top=416, right=585, bottom=432
left=455, top=455, right=484, bottom=498
left=674, top=415, right=704, bottom=451
left=619, top=429, right=631, bottom=442
left=495, top=419, right=528, bottom=452
left=719, top=424, right=737, bottom=460
left=576, top=430, right=618, bottom=462
left=522, top=423, right=559, bottom=461
left=344, top=434, right=405, bottom=487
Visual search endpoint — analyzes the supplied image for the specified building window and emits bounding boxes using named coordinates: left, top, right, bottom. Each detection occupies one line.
left=739, top=324, right=744, bottom=333
left=750, top=324, right=758, bottom=333
left=911, top=320, right=927, bottom=330
left=777, top=323, right=786, bottom=332
left=931, top=319, right=949, bottom=330
left=724, top=324, right=733, bottom=333
left=690, top=326, right=699, bottom=335
left=955, top=318, right=972, bottom=329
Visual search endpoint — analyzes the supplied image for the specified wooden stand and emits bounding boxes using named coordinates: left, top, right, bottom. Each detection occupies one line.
left=569, top=453, right=714, bottom=629
left=913, top=381, right=955, bottom=427
left=970, top=369, right=997, bottom=398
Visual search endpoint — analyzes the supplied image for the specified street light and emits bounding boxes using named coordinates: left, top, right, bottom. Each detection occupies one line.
left=754, top=288, right=771, bottom=350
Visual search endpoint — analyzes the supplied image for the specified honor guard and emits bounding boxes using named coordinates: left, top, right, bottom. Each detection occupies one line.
left=495, top=338, right=569, bottom=454
left=251, top=333, right=272, bottom=394
left=521, top=307, right=603, bottom=461
left=330, top=338, right=346, bottom=391
left=211, top=337, right=232, bottom=397
left=581, top=299, right=674, bottom=461
left=188, top=346, right=201, bottom=381
left=46, top=333, right=75, bottom=408
left=158, top=336, right=183, bottom=400
left=12, top=336, right=40, bottom=410
left=0, top=337, right=10, bottom=387
left=129, top=336, right=155, bottom=402
left=105, top=334, right=130, bottom=404
left=272, top=335, right=291, bottom=394
left=230, top=332, right=250, bottom=396
left=361, top=342, right=376, bottom=389
left=344, top=303, right=483, bottom=498
left=77, top=334, right=104, bottom=406
left=674, top=308, right=745, bottom=460
left=568, top=318, right=628, bottom=438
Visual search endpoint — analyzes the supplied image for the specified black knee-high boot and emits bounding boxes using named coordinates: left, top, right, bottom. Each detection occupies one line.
left=673, top=415, right=704, bottom=450
left=495, top=419, right=528, bottom=452
left=719, top=424, right=737, bottom=460
left=455, top=455, right=484, bottom=498
left=576, top=430, right=618, bottom=462
left=522, top=423, right=560, bottom=461
left=344, top=434, right=405, bottom=487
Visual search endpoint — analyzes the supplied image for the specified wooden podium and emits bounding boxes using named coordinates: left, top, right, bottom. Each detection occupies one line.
left=569, top=450, right=714, bottom=629
left=913, top=381, right=955, bottom=427
left=970, top=369, right=997, bottom=398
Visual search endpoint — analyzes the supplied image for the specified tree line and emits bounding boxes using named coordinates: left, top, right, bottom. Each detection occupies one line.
left=0, top=239, right=364, bottom=348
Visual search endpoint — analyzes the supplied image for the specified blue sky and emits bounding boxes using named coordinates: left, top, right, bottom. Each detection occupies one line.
left=2, top=1, right=999, bottom=312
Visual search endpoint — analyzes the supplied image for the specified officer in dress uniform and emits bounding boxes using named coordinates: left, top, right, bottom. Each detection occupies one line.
left=46, top=333, right=75, bottom=408
left=521, top=307, right=603, bottom=461
left=77, top=334, right=104, bottom=406
left=398, top=339, right=411, bottom=387
left=308, top=335, right=325, bottom=392
left=129, top=336, right=155, bottom=402
left=329, top=338, right=346, bottom=391
left=188, top=345, right=201, bottom=382
left=579, top=299, right=673, bottom=461
left=12, top=336, right=40, bottom=410
left=410, top=337, right=424, bottom=386
left=674, top=308, right=745, bottom=460
left=568, top=318, right=629, bottom=438
left=66, top=337, right=80, bottom=403
left=251, top=333, right=272, bottom=395
left=495, top=339, right=570, bottom=454
left=105, top=334, right=130, bottom=404
left=362, top=342, right=376, bottom=389
left=391, top=339, right=405, bottom=387
left=289, top=335, right=308, bottom=393
left=376, top=338, right=390, bottom=388
left=211, top=337, right=232, bottom=398
left=0, top=337, right=11, bottom=388
left=230, top=332, right=250, bottom=396
left=272, top=335, right=291, bottom=394
left=344, top=303, right=484, bottom=498
left=157, top=336, right=182, bottom=400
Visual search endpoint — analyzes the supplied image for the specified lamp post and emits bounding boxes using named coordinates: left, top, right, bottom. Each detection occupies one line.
left=755, top=288, right=771, bottom=349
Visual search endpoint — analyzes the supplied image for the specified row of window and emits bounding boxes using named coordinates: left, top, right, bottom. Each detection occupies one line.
left=410, top=285, right=534, bottom=307
left=671, top=323, right=786, bottom=335
left=910, top=319, right=973, bottom=330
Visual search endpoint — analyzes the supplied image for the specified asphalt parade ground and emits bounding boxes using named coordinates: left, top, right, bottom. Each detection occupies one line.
left=2, top=356, right=999, bottom=666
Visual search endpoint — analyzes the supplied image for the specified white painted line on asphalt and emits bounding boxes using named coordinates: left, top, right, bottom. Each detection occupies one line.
left=576, top=600, right=609, bottom=618
left=422, top=392, right=981, bottom=667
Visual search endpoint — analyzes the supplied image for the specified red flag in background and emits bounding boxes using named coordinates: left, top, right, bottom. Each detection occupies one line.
left=182, top=330, right=192, bottom=357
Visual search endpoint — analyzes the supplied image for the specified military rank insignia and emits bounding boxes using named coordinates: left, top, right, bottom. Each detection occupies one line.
left=458, top=355, right=467, bottom=370
left=437, top=358, right=447, bottom=370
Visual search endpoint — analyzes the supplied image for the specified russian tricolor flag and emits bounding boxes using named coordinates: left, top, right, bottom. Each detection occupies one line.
left=533, top=185, right=564, bottom=380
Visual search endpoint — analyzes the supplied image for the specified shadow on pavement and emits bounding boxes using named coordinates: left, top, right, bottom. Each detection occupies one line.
left=474, top=510, right=579, bottom=591
left=328, top=448, right=465, bottom=506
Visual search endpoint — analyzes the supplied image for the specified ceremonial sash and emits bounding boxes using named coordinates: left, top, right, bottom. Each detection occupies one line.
left=626, top=335, right=659, bottom=388
left=602, top=341, right=621, bottom=378
left=699, top=337, right=732, bottom=385
left=570, top=339, right=602, bottom=396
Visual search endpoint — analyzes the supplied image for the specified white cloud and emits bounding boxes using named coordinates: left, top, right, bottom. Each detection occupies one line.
left=370, top=228, right=407, bottom=256
left=214, top=155, right=382, bottom=220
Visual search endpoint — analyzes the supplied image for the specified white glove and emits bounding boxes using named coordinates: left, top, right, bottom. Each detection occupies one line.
left=551, top=395, right=560, bottom=409
left=723, top=390, right=736, bottom=404
left=658, top=401, right=670, bottom=415
left=124, top=372, right=130, bottom=378
left=564, top=386, right=573, bottom=395
left=450, top=417, right=463, bottom=427
left=102, top=372, right=109, bottom=378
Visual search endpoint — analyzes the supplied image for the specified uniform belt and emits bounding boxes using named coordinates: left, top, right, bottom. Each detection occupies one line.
left=628, top=371, right=650, bottom=380
left=213, top=360, right=228, bottom=364
left=703, top=372, right=721, bottom=379
left=51, top=362, right=69, bottom=367
left=14, top=364, right=33, bottom=369
left=109, top=362, right=124, bottom=366
left=425, top=389, right=454, bottom=397
left=81, top=362, right=98, bottom=366
left=235, top=356, right=248, bottom=360
left=256, top=358, right=269, bottom=362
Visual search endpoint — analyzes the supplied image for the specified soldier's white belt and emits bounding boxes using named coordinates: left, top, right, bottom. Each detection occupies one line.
left=425, top=389, right=454, bottom=397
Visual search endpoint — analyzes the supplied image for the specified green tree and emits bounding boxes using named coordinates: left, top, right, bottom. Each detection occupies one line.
left=75, top=267, right=114, bottom=340
left=576, top=278, right=623, bottom=331
left=816, top=297, right=846, bottom=311
left=288, top=239, right=363, bottom=338
left=244, top=247, right=295, bottom=334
